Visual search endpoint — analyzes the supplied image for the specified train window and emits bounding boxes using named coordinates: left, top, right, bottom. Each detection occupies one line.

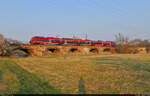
left=92, top=42, right=96, bottom=44
left=75, top=41, right=79, bottom=43
left=35, top=39, right=40, bottom=41
left=60, top=40, right=65, bottom=42
left=67, top=41, right=71, bottom=43
left=55, top=40, right=61, bottom=42
left=80, top=42, right=85, bottom=43
left=56, top=40, right=60, bottom=42
left=36, top=39, right=49, bottom=41
left=87, top=42, right=90, bottom=44
left=49, top=39, right=52, bottom=42
left=73, top=41, right=78, bottom=43
left=72, top=41, right=75, bottom=43
left=45, top=39, right=49, bottom=41
left=67, top=41, right=74, bottom=43
left=51, top=40, right=55, bottom=42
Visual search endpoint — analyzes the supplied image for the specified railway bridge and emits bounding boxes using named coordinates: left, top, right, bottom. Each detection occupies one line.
left=13, top=44, right=115, bottom=56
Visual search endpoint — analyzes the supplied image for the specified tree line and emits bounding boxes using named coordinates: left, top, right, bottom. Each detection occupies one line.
left=0, top=33, right=24, bottom=56
left=115, top=33, right=150, bottom=53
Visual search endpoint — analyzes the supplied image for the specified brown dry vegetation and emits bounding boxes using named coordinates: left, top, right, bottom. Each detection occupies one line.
left=11, top=54, right=150, bottom=94
left=115, top=33, right=150, bottom=54
left=0, top=34, right=10, bottom=56
left=0, top=58, right=61, bottom=94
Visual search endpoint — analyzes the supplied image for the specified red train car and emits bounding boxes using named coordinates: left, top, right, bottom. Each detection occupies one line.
left=30, top=36, right=116, bottom=47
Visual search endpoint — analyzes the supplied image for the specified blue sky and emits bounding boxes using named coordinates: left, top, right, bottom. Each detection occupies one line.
left=0, top=0, right=150, bottom=42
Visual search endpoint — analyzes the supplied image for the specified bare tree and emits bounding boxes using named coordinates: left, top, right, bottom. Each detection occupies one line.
left=142, top=40, right=150, bottom=53
left=7, top=38, right=23, bottom=45
left=115, top=33, right=129, bottom=45
left=0, top=33, right=11, bottom=56
left=0, top=33, right=29, bottom=57
left=115, top=33, right=132, bottom=53
left=130, top=38, right=143, bottom=47
left=130, top=38, right=150, bottom=53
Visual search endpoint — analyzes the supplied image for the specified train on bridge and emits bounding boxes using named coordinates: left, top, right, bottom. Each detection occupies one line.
left=30, top=36, right=116, bottom=47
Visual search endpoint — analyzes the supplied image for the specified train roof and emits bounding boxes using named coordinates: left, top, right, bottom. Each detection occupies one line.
left=62, top=38, right=82, bottom=40
left=31, top=36, right=115, bottom=42
left=33, top=36, right=81, bottom=40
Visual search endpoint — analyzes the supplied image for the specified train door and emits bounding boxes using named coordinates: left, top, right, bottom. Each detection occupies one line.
left=109, top=42, right=112, bottom=47
left=49, top=39, right=52, bottom=43
left=89, top=41, right=92, bottom=46
left=64, top=40, right=67, bottom=44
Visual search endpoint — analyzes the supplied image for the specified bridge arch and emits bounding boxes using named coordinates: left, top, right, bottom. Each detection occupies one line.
left=47, top=48, right=60, bottom=54
left=43, top=48, right=60, bottom=56
left=69, top=48, right=80, bottom=53
left=12, top=47, right=30, bottom=57
left=103, top=48, right=111, bottom=52
left=89, top=48, right=99, bottom=53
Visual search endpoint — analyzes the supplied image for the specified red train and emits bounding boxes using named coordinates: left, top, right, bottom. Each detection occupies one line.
left=30, top=36, right=116, bottom=47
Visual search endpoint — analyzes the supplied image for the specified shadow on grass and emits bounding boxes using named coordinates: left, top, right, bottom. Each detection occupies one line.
left=3, top=60, right=62, bottom=94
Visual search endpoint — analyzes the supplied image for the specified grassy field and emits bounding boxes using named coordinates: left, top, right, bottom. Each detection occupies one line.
left=0, top=58, right=61, bottom=94
left=0, top=54, right=150, bottom=94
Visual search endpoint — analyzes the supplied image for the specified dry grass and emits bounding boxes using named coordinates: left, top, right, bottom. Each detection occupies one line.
left=12, top=54, right=150, bottom=94
left=0, top=58, right=61, bottom=94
